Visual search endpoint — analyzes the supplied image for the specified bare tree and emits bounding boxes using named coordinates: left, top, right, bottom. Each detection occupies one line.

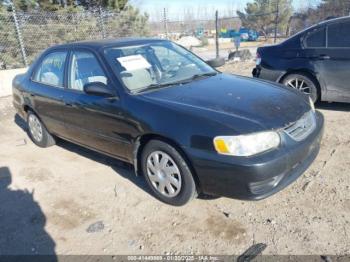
left=237, top=0, right=293, bottom=38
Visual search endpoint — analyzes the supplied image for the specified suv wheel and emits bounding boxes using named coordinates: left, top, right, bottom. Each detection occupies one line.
left=282, top=73, right=319, bottom=103
left=27, top=111, right=56, bottom=147
left=141, top=140, right=197, bottom=206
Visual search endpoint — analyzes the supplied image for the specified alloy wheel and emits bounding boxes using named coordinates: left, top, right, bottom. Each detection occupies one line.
left=146, top=151, right=182, bottom=197
left=286, top=78, right=311, bottom=95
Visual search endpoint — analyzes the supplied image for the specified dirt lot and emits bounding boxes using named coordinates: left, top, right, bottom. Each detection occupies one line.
left=0, top=62, right=350, bottom=256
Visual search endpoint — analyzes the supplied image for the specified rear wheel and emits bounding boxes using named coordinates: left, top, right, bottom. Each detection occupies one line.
left=282, top=73, right=319, bottom=103
left=141, top=140, right=197, bottom=206
left=27, top=111, right=55, bottom=148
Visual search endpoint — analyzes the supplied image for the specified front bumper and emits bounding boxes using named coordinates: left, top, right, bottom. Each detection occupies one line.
left=186, top=111, right=324, bottom=200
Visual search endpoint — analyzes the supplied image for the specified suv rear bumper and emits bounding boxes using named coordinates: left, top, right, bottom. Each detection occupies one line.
left=253, top=65, right=285, bottom=83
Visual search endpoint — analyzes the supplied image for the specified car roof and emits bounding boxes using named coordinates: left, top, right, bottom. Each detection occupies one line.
left=318, top=15, right=350, bottom=26
left=305, top=16, right=350, bottom=31
left=47, top=37, right=168, bottom=51
left=286, top=16, right=350, bottom=42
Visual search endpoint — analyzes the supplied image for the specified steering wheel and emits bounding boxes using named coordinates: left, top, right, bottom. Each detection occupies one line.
left=161, top=59, right=181, bottom=79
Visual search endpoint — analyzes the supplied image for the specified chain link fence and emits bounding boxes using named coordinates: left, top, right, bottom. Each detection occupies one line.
left=0, top=7, right=149, bottom=69
left=0, top=6, right=290, bottom=70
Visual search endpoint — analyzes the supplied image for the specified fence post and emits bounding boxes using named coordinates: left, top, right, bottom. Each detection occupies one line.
left=11, top=3, right=28, bottom=67
left=274, top=0, right=279, bottom=43
left=163, top=8, right=168, bottom=39
left=215, top=10, right=219, bottom=58
left=98, top=7, right=106, bottom=39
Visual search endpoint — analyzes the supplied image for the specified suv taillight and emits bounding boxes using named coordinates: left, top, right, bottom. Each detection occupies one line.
left=256, top=52, right=262, bottom=65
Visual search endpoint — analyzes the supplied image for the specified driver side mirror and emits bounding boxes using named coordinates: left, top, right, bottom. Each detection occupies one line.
left=83, top=82, right=115, bottom=97
left=206, top=57, right=225, bottom=68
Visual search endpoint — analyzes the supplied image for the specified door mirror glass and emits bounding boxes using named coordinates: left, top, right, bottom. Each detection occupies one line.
left=83, top=82, right=115, bottom=97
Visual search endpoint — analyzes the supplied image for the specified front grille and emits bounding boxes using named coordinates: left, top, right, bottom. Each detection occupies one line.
left=284, top=111, right=316, bottom=141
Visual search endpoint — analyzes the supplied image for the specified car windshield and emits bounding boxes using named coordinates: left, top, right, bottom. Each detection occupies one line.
left=104, top=41, right=217, bottom=93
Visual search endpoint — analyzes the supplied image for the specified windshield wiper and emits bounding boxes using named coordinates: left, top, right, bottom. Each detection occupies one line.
left=132, top=72, right=218, bottom=94
left=192, top=72, right=218, bottom=79
left=179, top=72, right=218, bottom=84
left=132, top=82, right=179, bottom=94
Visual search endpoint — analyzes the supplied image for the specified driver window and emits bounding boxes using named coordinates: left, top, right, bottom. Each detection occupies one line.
left=69, top=51, right=108, bottom=91
left=152, top=46, right=192, bottom=69
left=152, top=46, right=198, bottom=78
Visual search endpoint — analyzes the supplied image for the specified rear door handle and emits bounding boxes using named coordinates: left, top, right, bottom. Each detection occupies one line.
left=319, top=54, right=330, bottom=60
left=65, top=102, right=73, bottom=107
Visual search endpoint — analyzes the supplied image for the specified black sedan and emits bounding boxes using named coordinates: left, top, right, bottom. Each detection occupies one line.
left=253, top=16, right=350, bottom=103
left=13, top=38, right=324, bottom=206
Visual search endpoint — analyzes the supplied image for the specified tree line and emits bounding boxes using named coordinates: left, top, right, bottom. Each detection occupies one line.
left=237, top=0, right=350, bottom=38
left=0, top=0, right=149, bottom=69
left=1, top=0, right=129, bottom=11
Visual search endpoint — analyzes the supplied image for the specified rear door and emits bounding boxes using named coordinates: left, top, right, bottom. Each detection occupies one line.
left=322, top=20, right=350, bottom=101
left=29, top=50, right=68, bottom=135
left=302, top=20, right=350, bottom=102
left=61, top=49, right=129, bottom=160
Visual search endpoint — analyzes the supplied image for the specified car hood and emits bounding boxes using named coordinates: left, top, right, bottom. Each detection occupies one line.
left=141, top=73, right=310, bottom=131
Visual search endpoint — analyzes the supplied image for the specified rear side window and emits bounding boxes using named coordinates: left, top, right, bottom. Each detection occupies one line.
left=34, top=51, right=67, bottom=87
left=328, top=21, right=350, bottom=48
left=304, top=27, right=326, bottom=48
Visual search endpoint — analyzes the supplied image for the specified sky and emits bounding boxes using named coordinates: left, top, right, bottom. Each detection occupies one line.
left=130, top=0, right=320, bottom=21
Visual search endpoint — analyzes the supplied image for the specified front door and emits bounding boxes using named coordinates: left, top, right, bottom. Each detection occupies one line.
left=61, top=49, right=129, bottom=160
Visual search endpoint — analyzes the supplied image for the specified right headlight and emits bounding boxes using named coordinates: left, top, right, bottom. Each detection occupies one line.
left=213, top=131, right=281, bottom=157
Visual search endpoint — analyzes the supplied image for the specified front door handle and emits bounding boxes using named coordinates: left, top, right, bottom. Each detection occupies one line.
left=64, top=102, right=73, bottom=107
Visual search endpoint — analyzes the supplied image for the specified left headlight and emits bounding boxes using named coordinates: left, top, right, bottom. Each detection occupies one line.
left=213, top=131, right=281, bottom=157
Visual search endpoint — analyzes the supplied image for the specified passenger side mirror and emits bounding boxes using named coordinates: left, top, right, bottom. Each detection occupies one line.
left=83, top=82, right=115, bottom=97
left=206, top=57, right=225, bottom=68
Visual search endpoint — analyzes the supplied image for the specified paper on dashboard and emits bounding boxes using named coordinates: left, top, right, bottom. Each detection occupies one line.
left=117, top=55, right=152, bottom=71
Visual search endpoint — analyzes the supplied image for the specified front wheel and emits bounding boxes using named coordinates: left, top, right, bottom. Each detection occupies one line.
left=282, top=73, right=319, bottom=103
left=141, top=140, right=197, bottom=206
left=27, top=111, right=56, bottom=148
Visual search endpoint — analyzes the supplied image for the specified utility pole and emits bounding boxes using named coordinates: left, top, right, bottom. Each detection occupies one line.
left=60, top=0, right=67, bottom=8
left=163, top=8, right=169, bottom=39
left=215, top=10, right=219, bottom=58
left=274, top=0, right=279, bottom=43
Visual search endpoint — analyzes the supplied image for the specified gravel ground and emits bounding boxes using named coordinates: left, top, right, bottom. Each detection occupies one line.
left=0, top=62, right=350, bottom=256
left=219, top=60, right=256, bottom=77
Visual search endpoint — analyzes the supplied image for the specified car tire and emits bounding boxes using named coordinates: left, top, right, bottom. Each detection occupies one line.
left=141, top=139, right=197, bottom=206
left=27, top=111, right=56, bottom=148
left=282, top=73, right=319, bottom=103
left=207, top=57, right=225, bottom=68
